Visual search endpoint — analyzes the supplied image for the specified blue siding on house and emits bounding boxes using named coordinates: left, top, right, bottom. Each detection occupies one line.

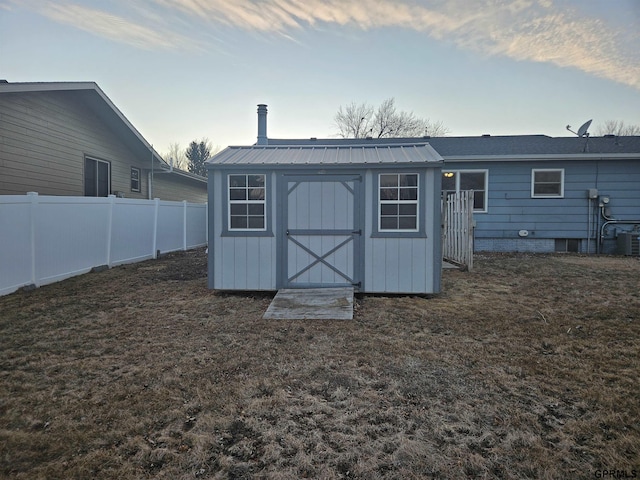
left=447, top=159, right=640, bottom=253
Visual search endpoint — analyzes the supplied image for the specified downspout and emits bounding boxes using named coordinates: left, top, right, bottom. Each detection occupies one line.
left=150, top=144, right=154, bottom=199
left=148, top=145, right=176, bottom=199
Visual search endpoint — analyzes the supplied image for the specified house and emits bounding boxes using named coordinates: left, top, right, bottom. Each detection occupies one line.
left=206, top=105, right=444, bottom=294
left=432, top=134, right=640, bottom=255
left=0, top=81, right=207, bottom=202
left=268, top=135, right=640, bottom=255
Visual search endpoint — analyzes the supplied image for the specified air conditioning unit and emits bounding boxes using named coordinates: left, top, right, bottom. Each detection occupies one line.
left=617, top=232, right=640, bottom=256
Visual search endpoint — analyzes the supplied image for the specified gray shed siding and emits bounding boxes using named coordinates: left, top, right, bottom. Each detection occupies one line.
left=363, top=168, right=441, bottom=293
left=446, top=158, right=640, bottom=253
left=208, top=170, right=278, bottom=290
left=207, top=165, right=442, bottom=294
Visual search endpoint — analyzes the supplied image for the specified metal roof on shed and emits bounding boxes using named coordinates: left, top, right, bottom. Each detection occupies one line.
left=206, top=143, right=443, bottom=167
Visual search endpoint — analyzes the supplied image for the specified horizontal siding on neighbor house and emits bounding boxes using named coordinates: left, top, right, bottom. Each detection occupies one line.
left=0, top=91, right=151, bottom=197
left=153, top=174, right=207, bottom=203
left=448, top=159, right=640, bottom=240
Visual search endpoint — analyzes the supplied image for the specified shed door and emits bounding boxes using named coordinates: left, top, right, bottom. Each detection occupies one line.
left=281, top=175, right=362, bottom=289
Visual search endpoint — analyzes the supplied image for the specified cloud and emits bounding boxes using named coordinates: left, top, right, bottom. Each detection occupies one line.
left=150, top=0, right=640, bottom=90
left=35, top=1, right=200, bottom=51
left=17, top=0, right=640, bottom=89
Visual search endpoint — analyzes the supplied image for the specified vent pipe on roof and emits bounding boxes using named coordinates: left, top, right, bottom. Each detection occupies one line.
left=257, top=104, right=268, bottom=145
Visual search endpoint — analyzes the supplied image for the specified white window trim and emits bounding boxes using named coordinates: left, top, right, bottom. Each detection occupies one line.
left=130, top=166, right=141, bottom=193
left=531, top=168, right=564, bottom=198
left=442, top=169, right=488, bottom=213
left=378, top=173, right=420, bottom=233
left=228, top=174, right=267, bottom=232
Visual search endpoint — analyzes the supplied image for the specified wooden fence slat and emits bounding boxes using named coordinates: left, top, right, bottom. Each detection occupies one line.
left=442, top=190, right=474, bottom=270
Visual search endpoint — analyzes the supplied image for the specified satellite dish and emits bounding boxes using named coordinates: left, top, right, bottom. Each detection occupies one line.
left=566, top=119, right=592, bottom=137
left=577, top=119, right=592, bottom=137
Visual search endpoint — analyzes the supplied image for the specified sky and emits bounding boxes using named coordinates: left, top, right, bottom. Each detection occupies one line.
left=1, top=0, right=639, bottom=158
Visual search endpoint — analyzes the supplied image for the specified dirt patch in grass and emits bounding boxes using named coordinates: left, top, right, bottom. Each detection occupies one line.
left=1, top=249, right=638, bottom=479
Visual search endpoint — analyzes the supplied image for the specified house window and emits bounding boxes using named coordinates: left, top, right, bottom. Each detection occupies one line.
left=532, top=169, right=564, bottom=197
left=84, top=157, right=110, bottom=197
left=130, top=167, right=141, bottom=192
left=442, top=170, right=487, bottom=212
left=228, top=174, right=266, bottom=230
left=379, top=173, right=419, bottom=231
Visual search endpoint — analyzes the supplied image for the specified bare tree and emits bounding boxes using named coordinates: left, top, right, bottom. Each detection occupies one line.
left=596, top=120, right=640, bottom=136
left=334, top=97, right=449, bottom=138
left=162, top=142, right=188, bottom=170
left=334, top=101, right=374, bottom=138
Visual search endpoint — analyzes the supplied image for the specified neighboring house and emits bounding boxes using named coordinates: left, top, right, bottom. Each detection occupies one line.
left=0, top=81, right=207, bottom=202
left=268, top=133, right=640, bottom=255
left=206, top=105, right=444, bottom=294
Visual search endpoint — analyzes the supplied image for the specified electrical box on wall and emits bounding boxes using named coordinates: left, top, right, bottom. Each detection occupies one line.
left=588, top=188, right=598, bottom=199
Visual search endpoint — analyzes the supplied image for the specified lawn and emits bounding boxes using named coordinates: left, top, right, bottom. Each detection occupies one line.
left=1, top=249, right=638, bottom=479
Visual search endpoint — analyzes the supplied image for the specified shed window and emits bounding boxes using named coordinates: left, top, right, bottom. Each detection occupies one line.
left=532, top=169, right=564, bottom=197
left=379, top=173, right=419, bottom=231
left=228, top=174, right=266, bottom=230
left=131, top=167, right=141, bottom=193
left=442, top=170, right=487, bottom=212
left=84, top=157, right=110, bottom=197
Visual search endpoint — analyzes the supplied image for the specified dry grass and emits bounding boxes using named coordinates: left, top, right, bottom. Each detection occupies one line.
left=1, top=249, right=639, bottom=479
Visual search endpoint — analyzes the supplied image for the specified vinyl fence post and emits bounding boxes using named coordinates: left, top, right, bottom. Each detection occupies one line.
left=205, top=202, right=209, bottom=244
left=152, top=198, right=159, bottom=259
left=27, top=192, right=38, bottom=287
left=106, top=195, right=115, bottom=267
left=183, top=200, right=188, bottom=251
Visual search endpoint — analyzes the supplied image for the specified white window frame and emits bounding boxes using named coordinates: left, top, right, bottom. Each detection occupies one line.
left=531, top=168, right=564, bottom=198
left=228, top=174, right=267, bottom=231
left=378, top=173, right=419, bottom=232
left=130, top=167, right=141, bottom=193
left=442, top=169, right=488, bottom=213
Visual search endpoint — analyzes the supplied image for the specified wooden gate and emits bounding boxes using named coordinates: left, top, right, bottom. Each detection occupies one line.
left=442, top=190, right=474, bottom=271
left=281, top=175, right=362, bottom=289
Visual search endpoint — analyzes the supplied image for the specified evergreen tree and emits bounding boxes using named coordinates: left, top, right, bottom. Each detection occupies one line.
left=185, top=139, right=211, bottom=177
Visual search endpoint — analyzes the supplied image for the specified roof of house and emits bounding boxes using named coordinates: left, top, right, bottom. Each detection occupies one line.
left=207, top=143, right=443, bottom=167
left=0, top=81, right=207, bottom=184
left=264, top=135, right=640, bottom=159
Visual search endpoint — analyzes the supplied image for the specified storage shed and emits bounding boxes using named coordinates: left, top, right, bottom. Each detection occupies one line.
left=206, top=107, right=444, bottom=294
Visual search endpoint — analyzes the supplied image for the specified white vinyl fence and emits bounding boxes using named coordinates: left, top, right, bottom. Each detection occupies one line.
left=442, top=190, right=474, bottom=271
left=0, top=193, right=207, bottom=296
